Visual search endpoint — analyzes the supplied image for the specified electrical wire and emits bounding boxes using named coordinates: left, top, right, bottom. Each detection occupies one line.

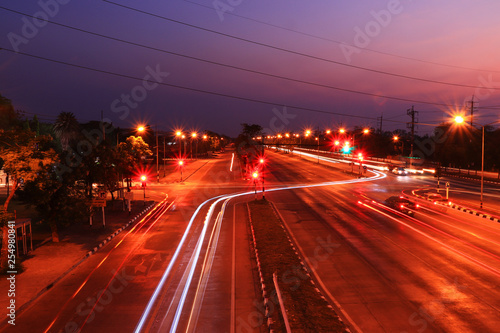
left=0, top=6, right=473, bottom=108
left=0, top=46, right=449, bottom=125
left=100, top=1, right=498, bottom=91
left=182, top=0, right=500, bottom=74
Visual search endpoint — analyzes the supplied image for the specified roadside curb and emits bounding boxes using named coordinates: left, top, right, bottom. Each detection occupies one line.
left=246, top=203, right=275, bottom=332
left=447, top=203, right=500, bottom=223
left=269, top=202, right=353, bottom=333
left=15, top=202, right=156, bottom=316
left=411, top=191, right=500, bottom=223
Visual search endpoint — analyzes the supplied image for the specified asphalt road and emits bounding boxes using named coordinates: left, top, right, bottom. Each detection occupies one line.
left=3, top=152, right=264, bottom=333
left=264, top=149, right=500, bottom=332
left=5, top=148, right=500, bottom=332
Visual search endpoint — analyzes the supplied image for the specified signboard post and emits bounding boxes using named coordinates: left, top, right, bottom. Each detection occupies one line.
left=446, top=182, right=450, bottom=199
left=124, top=191, right=134, bottom=215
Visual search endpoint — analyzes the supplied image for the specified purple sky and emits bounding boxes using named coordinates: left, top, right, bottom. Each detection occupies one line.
left=1, top=0, right=500, bottom=136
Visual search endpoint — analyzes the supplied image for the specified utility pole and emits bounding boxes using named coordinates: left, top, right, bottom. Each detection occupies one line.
left=101, top=110, right=105, bottom=142
left=377, top=113, right=383, bottom=134
left=407, top=106, right=418, bottom=169
left=468, top=95, right=476, bottom=127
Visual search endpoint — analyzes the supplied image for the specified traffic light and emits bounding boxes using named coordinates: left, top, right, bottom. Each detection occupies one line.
left=252, top=171, right=259, bottom=179
left=140, top=175, right=147, bottom=187
left=342, top=144, right=352, bottom=154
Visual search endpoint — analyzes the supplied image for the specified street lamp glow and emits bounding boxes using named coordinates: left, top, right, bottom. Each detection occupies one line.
left=179, top=160, right=184, bottom=166
left=363, top=128, right=370, bottom=134
left=339, top=128, right=345, bottom=134
left=138, top=126, right=145, bottom=132
left=176, top=131, right=182, bottom=137
left=393, top=135, right=399, bottom=141
left=326, top=130, right=331, bottom=134
left=454, top=115, right=465, bottom=124
left=252, top=171, right=258, bottom=179
left=191, top=132, right=197, bottom=138
left=334, top=140, right=340, bottom=146
left=140, top=175, right=147, bottom=181
left=203, top=135, right=207, bottom=139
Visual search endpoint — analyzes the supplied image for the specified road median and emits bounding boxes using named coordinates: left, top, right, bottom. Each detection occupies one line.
left=247, top=199, right=348, bottom=332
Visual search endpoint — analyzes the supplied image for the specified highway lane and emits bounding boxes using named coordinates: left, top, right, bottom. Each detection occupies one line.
left=1, top=151, right=264, bottom=333
left=264, top=150, right=500, bottom=332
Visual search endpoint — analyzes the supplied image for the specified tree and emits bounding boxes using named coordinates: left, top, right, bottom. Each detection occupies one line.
left=0, top=129, right=57, bottom=271
left=53, top=112, right=79, bottom=151
left=0, top=95, right=21, bottom=130
left=17, top=164, right=87, bottom=243
left=117, top=136, right=152, bottom=189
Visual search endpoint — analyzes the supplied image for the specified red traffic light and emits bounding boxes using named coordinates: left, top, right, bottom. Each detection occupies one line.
left=252, top=171, right=259, bottom=179
left=178, top=160, right=184, bottom=166
left=140, top=175, right=147, bottom=181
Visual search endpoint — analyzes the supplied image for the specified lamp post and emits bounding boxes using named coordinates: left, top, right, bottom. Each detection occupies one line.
left=454, top=115, right=500, bottom=209
left=156, top=125, right=159, bottom=183
left=140, top=175, right=147, bottom=206
left=259, top=158, right=265, bottom=199
left=179, top=160, right=184, bottom=182
left=252, top=171, right=258, bottom=200
left=191, top=132, right=198, bottom=159
left=176, top=131, right=182, bottom=158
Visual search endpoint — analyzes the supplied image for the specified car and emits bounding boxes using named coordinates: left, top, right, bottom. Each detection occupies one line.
left=392, top=167, right=407, bottom=175
left=385, top=196, right=419, bottom=215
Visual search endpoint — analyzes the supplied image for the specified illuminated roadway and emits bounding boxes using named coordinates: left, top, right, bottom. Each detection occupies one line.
left=3, top=149, right=500, bottom=332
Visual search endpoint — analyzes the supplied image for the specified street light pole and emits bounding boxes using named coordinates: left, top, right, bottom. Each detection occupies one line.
left=480, top=125, right=485, bottom=209
left=156, top=125, right=159, bottom=183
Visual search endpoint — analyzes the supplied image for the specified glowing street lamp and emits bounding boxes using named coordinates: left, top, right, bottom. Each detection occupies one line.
left=176, top=130, right=183, bottom=157
left=140, top=175, right=147, bottom=205
left=178, top=160, right=184, bottom=182
left=252, top=171, right=259, bottom=200
left=137, top=126, right=145, bottom=133
left=454, top=115, right=465, bottom=124
left=454, top=115, right=500, bottom=208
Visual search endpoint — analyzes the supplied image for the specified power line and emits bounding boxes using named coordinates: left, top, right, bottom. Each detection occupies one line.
left=0, top=7, right=471, bottom=109
left=0, top=6, right=463, bottom=107
left=0, top=46, right=447, bottom=125
left=101, top=1, right=498, bottom=91
left=183, top=0, right=500, bottom=74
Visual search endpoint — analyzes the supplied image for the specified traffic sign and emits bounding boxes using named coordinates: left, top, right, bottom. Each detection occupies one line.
left=91, top=199, right=106, bottom=207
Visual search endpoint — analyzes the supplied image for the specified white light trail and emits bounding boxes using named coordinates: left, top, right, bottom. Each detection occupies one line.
left=134, top=171, right=386, bottom=332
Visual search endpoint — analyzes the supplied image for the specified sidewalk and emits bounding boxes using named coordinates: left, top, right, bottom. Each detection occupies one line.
left=0, top=200, right=155, bottom=314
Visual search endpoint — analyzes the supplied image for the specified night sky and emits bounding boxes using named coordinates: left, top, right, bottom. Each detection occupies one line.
left=1, top=0, right=500, bottom=136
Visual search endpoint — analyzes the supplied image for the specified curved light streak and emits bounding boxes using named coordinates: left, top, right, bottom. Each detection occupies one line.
left=135, top=170, right=386, bottom=332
